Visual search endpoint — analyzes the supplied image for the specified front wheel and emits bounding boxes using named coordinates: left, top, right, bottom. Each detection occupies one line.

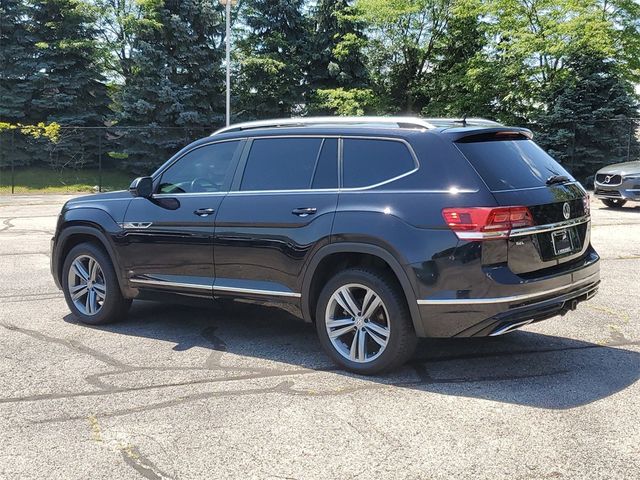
left=62, top=242, right=131, bottom=325
left=602, top=198, right=627, bottom=208
left=315, top=268, right=417, bottom=375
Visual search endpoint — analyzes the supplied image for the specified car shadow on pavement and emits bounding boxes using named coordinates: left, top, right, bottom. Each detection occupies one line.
left=64, top=298, right=640, bottom=410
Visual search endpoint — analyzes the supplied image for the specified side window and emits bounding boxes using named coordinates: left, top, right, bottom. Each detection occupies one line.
left=311, top=139, right=338, bottom=189
left=158, top=141, right=240, bottom=194
left=240, top=137, right=337, bottom=191
left=342, top=139, right=416, bottom=188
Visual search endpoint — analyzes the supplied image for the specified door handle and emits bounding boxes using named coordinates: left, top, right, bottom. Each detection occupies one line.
left=194, top=208, right=216, bottom=217
left=292, top=207, right=317, bottom=217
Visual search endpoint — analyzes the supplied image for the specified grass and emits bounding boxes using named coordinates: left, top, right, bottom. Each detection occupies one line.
left=0, top=167, right=133, bottom=194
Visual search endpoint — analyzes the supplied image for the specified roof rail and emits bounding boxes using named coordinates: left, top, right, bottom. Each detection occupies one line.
left=211, top=116, right=437, bottom=135
left=211, top=116, right=503, bottom=136
left=422, top=117, right=502, bottom=127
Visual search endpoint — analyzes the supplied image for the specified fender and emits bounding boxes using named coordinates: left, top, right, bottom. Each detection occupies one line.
left=52, top=210, right=130, bottom=297
left=301, top=242, right=426, bottom=337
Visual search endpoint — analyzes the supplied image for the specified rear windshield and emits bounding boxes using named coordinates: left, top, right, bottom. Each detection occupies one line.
left=456, top=139, right=573, bottom=191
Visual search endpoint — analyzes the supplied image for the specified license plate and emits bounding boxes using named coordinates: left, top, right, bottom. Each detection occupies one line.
left=551, top=229, right=574, bottom=255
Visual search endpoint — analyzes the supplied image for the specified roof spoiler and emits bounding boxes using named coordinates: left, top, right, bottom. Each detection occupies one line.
left=446, top=127, right=533, bottom=142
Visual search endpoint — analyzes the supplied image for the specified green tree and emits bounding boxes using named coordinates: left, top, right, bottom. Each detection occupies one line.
left=0, top=1, right=40, bottom=168
left=92, top=0, right=147, bottom=80
left=235, top=0, right=309, bottom=119
left=534, top=52, right=639, bottom=181
left=355, top=0, right=456, bottom=114
left=14, top=0, right=111, bottom=169
left=483, top=0, right=631, bottom=123
left=307, top=0, right=375, bottom=115
left=0, top=0, right=39, bottom=124
left=421, top=0, right=495, bottom=118
left=117, top=0, right=226, bottom=172
left=30, top=0, right=110, bottom=126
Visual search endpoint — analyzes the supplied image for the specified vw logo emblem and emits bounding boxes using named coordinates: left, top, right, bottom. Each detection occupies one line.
left=563, top=202, right=571, bottom=220
left=605, top=175, right=612, bottom=183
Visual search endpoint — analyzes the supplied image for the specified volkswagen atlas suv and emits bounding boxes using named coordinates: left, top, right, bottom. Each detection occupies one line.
left=50, top=117, right=600, bottom=374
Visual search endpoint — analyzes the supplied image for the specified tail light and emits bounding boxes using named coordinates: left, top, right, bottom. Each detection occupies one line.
left=442, top=206, right=534, bottom=240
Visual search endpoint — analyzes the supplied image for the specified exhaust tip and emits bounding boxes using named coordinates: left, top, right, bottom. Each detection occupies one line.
left=489, top=319, right=534, bottom=336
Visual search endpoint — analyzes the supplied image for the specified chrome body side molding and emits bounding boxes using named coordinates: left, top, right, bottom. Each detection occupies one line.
left=129, top=277, right=301, bottom=298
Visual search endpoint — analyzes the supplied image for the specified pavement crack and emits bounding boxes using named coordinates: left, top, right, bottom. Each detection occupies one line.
left=0, top=322, right=129, bottom=369
left=87, top=415, right=176, bottom=480
left=43, top=381, right=294, bottom=423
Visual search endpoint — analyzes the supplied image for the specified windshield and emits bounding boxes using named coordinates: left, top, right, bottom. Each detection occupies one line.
left=456, top=139, right=574, bottom=191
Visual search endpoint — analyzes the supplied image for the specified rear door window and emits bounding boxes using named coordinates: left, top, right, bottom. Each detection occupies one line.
left=455, top=138, right=573, bottom=191
left=342, top=139, right=416, bottom=188
left=240, top=137, right=337, bottom=191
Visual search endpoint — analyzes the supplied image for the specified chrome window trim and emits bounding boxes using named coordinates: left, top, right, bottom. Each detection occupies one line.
left=509, top=215, right=590, bottom=238
left=228, top=188, right=338, bottom=196
left=129, top=278, right=301, bottom=297
left=225, top=188, right=479, bottom=196
left=339, top=136, right=420, bottom=191
left=152, top=191, right=228, bottom=198
left=231, top=134, right=420, bottom=192
left=417, top=272, right=599, bottom=305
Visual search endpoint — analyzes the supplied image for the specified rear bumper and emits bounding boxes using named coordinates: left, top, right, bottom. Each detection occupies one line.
left=415, top=251, right=600, bottom=337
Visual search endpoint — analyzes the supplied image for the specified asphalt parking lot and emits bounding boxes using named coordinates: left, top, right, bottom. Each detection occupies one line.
left=0, top=194, right=638, bottom=480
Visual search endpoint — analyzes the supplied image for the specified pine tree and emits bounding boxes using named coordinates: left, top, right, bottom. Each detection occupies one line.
left=0, top=0, right=40, bottom=124
left=26, top=0, right=111, bottom=169
left=117, top=0, right=226, bottom=173
left=0, top=0, right=40, bottom=167
left=535, top=53, right=639, bottom=181
left=307, top=0, right=373, bottom=115
left=235, top=0, right=309, bottom=119
left=30, top=0, right=110, bottom=126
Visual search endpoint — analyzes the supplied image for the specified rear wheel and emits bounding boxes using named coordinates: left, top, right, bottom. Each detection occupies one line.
left=602, top=198, right=627, bottom=208
left=315, top=268, right=417, bottom=375
left=62, top=243, right=131, bottom=325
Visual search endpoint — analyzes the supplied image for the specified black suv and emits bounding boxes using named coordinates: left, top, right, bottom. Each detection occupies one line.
left=50, top=117, right=600, bottom=374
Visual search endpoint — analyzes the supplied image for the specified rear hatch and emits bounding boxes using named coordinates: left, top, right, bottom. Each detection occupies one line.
left=453, top=129, right=589, bottom=275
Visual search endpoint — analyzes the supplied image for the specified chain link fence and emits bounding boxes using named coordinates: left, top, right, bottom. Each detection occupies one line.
left=0, top=126, right=211, bottom=194
left=0, top=119, right=638, bottom=194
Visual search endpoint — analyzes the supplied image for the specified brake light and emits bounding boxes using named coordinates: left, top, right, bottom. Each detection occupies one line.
left=442, top=206, right=534, bottom=240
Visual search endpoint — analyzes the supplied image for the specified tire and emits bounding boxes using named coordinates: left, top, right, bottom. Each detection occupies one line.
left=602, top=198, right=627, bottom=208
left=315, top=268, right=417, bottom=375
left=61, top=242, right=131, bottom=325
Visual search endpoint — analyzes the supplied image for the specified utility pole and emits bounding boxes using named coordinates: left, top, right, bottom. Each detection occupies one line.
left=220, top=0, right=236, bottom=126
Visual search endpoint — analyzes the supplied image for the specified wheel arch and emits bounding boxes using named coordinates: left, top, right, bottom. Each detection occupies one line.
left=301, top=243, right=426, bottom=336
left=54, top=224, right=129, bottom=297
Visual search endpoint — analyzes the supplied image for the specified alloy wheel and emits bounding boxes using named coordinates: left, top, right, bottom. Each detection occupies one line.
left=67, top=254, right=107, bottom=316
left=324, top=283, right=391, bottom=363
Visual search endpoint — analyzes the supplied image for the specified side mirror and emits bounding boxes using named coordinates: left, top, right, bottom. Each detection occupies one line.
left=129, top=176, right=153, bottom=198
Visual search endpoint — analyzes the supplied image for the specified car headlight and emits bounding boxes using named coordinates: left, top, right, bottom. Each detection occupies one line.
left=623, top=175, right=640, bottom=180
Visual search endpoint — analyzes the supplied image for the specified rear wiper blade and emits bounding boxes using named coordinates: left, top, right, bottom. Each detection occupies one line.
left=546, top=174, right=570, bottom=185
